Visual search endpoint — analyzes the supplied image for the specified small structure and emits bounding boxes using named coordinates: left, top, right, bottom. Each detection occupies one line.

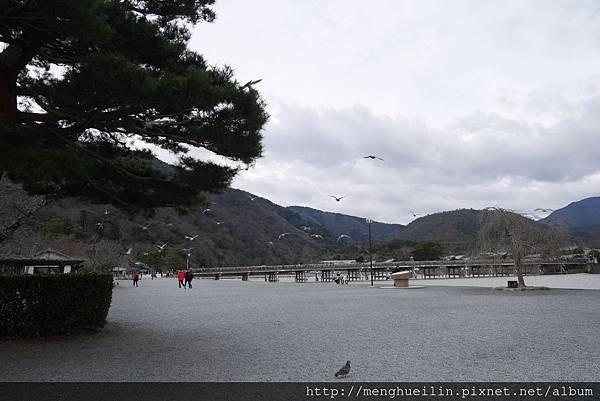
left=390, top=270, right=416, bottom=288
left=112, top=266, right=127, bottom=278
left=0, top=250, right=84, bottom=274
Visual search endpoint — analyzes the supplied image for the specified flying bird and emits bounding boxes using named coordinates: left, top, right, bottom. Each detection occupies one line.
left=334, top=361, right=351, bottom=378
left=214, top=220, right=224, bottom=225
left=180, top=247, right=194, bottom=253
left=300, top=226, right=311, bottom=231
left=278, top=233, right=290, bottom=240
left=363, top=155, right=384, bottom=161
left=266, top=241, right=274, bottom=246
left=156, top=242, right=168, bottom=252
left=123, top=247, right=133, bottom=255
left=184, top=234, right=199, bottom=241
left=248, top=195, right=256, bottom=201
left=329, top=195, right=346, bottom=202
left=103, top=209, right=111, bottom=215
left=337, top=234, right=351, bottom=242
left=534, top=208, right=554, bottom=213
left=311, top=234, right=324, bottom=239
left=201, top=208, right=211, bottom=214
left=241, top=78, right=262, bottom=89
left=409, top=211, right=420, bottom=217
left=164, top=222, right=174, bottom=227
left=137, top=224, right=150, bottom=230
left=95, top=222, right=104, bottom=230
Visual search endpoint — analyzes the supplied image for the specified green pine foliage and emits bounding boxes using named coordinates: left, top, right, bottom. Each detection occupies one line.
left=0, top=0, right=267, bottom=208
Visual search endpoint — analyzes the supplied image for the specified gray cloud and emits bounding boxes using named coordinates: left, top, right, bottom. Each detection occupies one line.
left=233, top=94, right=600, bottom=224
left=181, top=0, right=600, bottom=224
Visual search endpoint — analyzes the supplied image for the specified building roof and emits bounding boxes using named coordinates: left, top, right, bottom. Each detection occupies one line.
left=0, top=250, right=84, bottom=267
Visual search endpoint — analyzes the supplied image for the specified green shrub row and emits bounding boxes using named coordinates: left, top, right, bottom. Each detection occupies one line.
left=0, top=273, right=113, bottom=337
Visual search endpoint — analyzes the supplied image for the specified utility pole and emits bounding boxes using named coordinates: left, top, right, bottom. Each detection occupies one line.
left=367, top=218, right=373, bottom=286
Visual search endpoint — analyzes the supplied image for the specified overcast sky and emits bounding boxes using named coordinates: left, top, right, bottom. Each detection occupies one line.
left=188, top=0, right=600, bottom=225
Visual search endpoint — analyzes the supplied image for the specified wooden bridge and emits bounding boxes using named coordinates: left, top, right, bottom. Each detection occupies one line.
left=194, top=258, right=592, bottom=283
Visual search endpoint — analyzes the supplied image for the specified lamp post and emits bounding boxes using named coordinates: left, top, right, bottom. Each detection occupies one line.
left=366, top=218, right=373, bottom=286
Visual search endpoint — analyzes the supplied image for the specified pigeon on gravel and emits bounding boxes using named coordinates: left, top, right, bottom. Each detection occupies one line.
left=335, top=361, right=351, bottom=378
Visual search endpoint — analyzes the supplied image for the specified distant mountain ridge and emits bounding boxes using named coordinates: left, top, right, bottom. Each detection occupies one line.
left=541, top=197, right=600, bottom=243
left=286, top=206, right=406, bottom=241
left=397, top=209, right=481, bottom=244
left=1, top=176, right=596, bottom=269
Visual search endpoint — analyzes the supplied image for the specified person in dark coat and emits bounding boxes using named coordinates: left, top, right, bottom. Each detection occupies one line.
left=132, top=271, right=139, bottom=287
left=185, top=270, right=194, bottom=289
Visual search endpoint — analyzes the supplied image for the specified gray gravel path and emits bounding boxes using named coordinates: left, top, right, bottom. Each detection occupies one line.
left=0, top=276, right=598, bottom=381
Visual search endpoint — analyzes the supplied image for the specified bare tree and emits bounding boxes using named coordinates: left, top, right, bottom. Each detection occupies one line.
left=478, top=207, right=571, bottom=288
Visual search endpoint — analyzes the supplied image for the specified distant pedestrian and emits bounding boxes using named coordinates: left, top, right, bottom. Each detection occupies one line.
left=177, top=270, right=186, bottom=288
left=132, top=271, right=139, bottom=287
left=185, top=270, right=194, bottom=289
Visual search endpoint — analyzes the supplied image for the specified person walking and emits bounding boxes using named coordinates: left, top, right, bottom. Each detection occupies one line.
left=177, top=270, right=186, bottom=288
left=132, top=271, right=139, bottom=287
left=185, top=270, right=194, bottom=289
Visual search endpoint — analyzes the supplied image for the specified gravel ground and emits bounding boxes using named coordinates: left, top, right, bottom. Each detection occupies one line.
left=0, top=275, right=598, bottom=382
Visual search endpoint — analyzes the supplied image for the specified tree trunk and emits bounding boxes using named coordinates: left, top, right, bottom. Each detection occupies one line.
left=0, top=73, right=17, bottom=124
left=514, top=251, right=526, bottom=288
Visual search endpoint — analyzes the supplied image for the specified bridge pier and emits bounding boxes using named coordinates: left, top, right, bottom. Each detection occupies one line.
left=347, top=269, right=361, bottom=282
left=241, top=272, right=249, bottom=281
left=471, top=266, right=482, bottom=277
left=373, top=268, right=387, bottom=280
left=447, top=266, right=461, bottom=278
left=421, top=266, right=437, bottom=279
left=321, top=270, right=333, bottom=282
left=267, top=272, right=278, bottom=282
left=295, top=271, right=307, bottom=283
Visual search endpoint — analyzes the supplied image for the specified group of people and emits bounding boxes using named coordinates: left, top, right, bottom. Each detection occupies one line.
left=334, top=271, right=348, bottom=284
left=177, top=270, right=194, bottom=289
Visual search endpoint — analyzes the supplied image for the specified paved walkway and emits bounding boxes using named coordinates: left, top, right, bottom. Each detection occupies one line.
left=0, top=275, right=598, bottom=381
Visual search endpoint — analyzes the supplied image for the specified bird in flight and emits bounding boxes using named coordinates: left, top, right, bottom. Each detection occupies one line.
left=329, top=195, right=346, bottom=202
left=300, top=226, right=311, bottom=231
left=103, top=209, right=111, bottom=215
left=311, top=234, right=324, bottom=239
left=201, top=208, right=211, bottom=214
left=241, top=79, right=262, bottom=89
left=184, top=234, right=199, bottom=241
left=266, top=241, right=274, bottom=246
left=156, top=242, right=168, bottom=252
left=248, top=195, right=256, bottom=201
left=137, top=224, right=150, bottom=230
left=337, top=234, right=351, bottom=242
left=123, top=247, right=133, bottom=255
left=214, top=220, right=224, bottom=225
left=534, top=208, right=554, bottom=213
left=409, top=211, right=420, bottom=217
left=278, top=233, right=290, bottom=240
left=334, top=361, right=351, bottom=378
left=363, top=155, right=384, bottom=161
left=180, top=247, right=194, bottom=253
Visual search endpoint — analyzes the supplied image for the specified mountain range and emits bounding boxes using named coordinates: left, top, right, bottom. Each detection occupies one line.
left=1, top=179, right=598, bottom=269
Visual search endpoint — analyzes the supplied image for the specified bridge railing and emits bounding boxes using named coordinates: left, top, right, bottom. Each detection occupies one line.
left=193, top=257, right=589, bottom=275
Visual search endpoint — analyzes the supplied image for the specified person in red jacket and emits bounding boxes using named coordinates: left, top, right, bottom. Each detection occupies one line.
left=177, top=270, right=186, bottom=288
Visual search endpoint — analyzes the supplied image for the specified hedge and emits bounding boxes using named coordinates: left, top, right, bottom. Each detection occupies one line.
left=0, top=273, right=113, bottom=337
